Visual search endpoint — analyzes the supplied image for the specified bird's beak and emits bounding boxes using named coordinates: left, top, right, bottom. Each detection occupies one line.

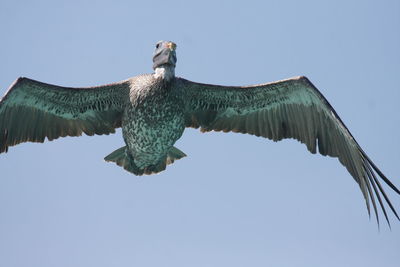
left=153, top=42, right=177, bottom=70
left=166, top=42, right=177, bottom=51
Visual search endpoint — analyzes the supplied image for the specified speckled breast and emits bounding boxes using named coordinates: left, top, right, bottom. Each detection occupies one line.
left=121, top=75, right=185, bottom=166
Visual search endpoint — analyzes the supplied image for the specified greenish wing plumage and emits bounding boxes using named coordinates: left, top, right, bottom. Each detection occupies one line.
left=0, top=77, right=130, bottom=153
left=179, top=76, right=400, bottom=226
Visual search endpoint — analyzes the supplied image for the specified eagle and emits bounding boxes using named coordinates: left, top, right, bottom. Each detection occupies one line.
left=1, top=40, right=399, bottom=225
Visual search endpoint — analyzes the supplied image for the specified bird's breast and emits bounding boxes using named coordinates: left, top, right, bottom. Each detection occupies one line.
left=122, top=81, right=185, bottom=158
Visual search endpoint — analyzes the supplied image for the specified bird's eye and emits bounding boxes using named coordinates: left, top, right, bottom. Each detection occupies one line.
left=156, top=43, right=160, bottom=49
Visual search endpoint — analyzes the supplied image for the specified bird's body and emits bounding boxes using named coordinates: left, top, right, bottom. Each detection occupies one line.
left=118, top=74, right=186, bottom=174
left=0, top=40, right=399, bottom=225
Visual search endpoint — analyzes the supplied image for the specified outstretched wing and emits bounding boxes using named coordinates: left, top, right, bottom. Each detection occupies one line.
left=0, top=77, right=131, bottom=153
left=179, top=76, right=400, bottom=226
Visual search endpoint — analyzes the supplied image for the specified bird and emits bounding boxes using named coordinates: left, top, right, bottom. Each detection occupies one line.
left=0, top=40, right=399, bottom=225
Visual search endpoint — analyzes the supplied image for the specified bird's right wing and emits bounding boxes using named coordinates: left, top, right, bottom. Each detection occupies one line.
left=179, top=76, right=399, bottom=226
left=0, top=77, right=131, bottom=153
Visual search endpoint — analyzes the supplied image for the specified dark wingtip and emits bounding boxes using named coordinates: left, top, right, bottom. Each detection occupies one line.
left=361, top=151, right=400, bottom=195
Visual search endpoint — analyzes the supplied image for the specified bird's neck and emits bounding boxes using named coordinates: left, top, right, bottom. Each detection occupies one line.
left=154, top=65, right=175, bottom=81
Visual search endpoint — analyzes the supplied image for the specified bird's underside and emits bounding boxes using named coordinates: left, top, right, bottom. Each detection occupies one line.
left=105, top=73, right=187, bottom=175
left=0, top=40, right=399, bottom=226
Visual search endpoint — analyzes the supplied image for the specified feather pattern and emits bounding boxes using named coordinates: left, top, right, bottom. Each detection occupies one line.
left=179, top=76, right=400, bottom=225
left=0, top=77, right=131, bottom=153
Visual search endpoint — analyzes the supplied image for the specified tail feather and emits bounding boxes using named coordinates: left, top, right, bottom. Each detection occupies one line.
left=104, top=146, right=186, bottom=176
left=166, top=146, right=187, bottom=164
left=104, top=146, right=142, bottom=175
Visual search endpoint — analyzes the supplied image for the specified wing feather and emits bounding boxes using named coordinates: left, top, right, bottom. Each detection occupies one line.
left=179, top=76, right=399, bottom=225
left=0, top=77, right=131, bottom=153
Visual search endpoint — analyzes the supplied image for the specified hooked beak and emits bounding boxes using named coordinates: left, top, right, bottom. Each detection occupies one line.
left=166, top=42, right=177, bottom=51
left=153, top=41, right=177, bottom=70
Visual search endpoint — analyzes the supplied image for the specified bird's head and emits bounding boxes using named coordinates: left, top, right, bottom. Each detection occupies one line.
left=152, top=41, right=177, bottom=70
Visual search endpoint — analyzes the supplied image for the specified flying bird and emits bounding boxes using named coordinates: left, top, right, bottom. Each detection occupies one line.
left=1, top=41, right=399, bottom=225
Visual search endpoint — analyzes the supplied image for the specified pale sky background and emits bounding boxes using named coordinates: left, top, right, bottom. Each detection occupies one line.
left=0, top=0, right=399, bottom=266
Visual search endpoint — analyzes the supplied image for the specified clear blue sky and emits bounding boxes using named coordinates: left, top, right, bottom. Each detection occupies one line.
left=0, top=0, right=399, bottom=266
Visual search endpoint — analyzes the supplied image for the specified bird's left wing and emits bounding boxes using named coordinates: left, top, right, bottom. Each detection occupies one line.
left=0, top=77, right=131, bottom=153
left=178, top=76, right=399, bottom=225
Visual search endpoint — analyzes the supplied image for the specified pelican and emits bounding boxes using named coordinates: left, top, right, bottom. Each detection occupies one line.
left=1, top=40, right=399, bottom=225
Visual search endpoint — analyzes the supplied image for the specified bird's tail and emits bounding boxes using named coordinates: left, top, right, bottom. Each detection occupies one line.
left=104, top=146, right=186, bottom=175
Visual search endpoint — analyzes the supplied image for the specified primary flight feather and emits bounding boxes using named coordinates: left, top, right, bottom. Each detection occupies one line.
left=1, top=40, right=399, bottom=225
